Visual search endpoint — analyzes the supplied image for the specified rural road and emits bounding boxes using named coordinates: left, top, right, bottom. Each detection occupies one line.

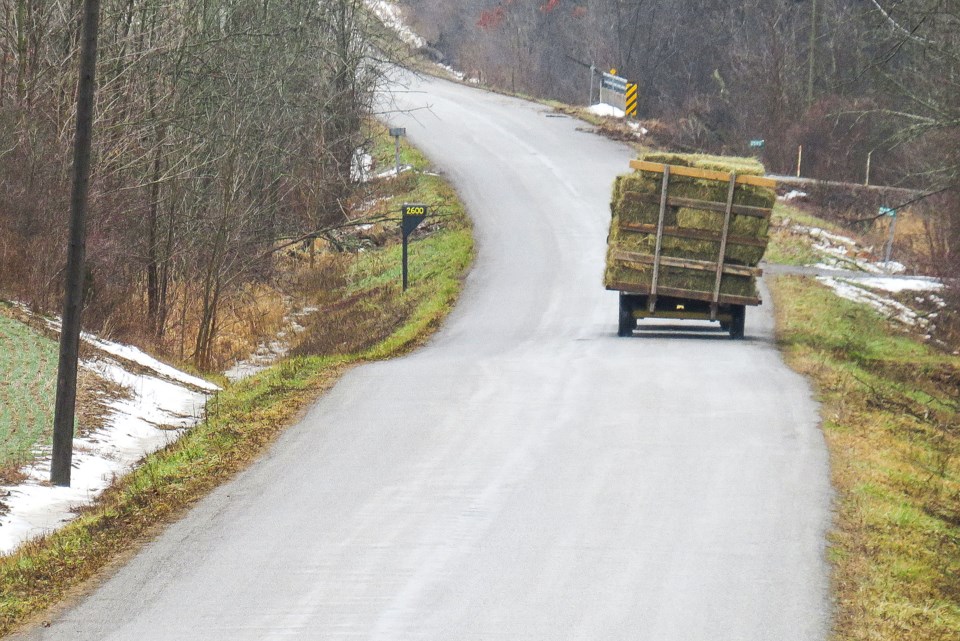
left=13, top=73, right=833, bottom=640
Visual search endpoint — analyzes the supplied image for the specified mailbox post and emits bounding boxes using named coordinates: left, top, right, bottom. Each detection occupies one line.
left=390, top=127, right=406, bottom=177
left=401, top=203, right=428, bottom=290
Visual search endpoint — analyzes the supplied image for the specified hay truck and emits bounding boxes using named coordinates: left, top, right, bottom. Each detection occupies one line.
left=604, top=154, right=777, bottom=339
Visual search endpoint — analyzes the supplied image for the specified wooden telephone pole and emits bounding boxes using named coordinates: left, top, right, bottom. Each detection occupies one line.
left=807, top=0, right=818, bottom=107
left=51, top=0, right=101, bottom=487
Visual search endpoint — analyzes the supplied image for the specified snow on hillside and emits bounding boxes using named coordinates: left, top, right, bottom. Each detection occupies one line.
left=366, top=1, right=425, bottom=48
left=0, top=324, right=218, bottom=555
left=787, top=225, right=946, bottom=337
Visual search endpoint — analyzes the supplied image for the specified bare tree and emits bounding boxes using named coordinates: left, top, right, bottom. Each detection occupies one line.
left=0, top=0, right=391, bottom=368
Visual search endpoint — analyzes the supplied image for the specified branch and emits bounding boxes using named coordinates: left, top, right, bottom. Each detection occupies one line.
left=867, top=0, right=935, bottom=45
left=843, top=185, right=954, bottom=223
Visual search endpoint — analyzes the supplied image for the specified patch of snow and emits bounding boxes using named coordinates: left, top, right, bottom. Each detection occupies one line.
left=38, top=313, right=217, bottom=393
left=224, top=305, right=318, bottom=383
left=810, top=266, right=944, bottom=294
left=805, top=226, right=857, bottom=247
left=435, top=63, right=464, bottom=81
left=81, top=334, right=218, bottom=392
left=819, top=277, right=929, bottom=328
left=791, top=224, right=948, bottom=336
left=853, top=276, right=943, bottom=293
left=351, top=151, right=373, bottom=183
left=371, top=164, right=412, bottom=180
left=875, top=261, right=906, bottom=274
left=800, top=226, right=901, bottom=275
left=779, top=189, right=808, bottom=201
left=0, top=356, right=214, bottom=555
left=365, top=1, right=426, bottom=48
left=587, top=103, right=625, bottom=118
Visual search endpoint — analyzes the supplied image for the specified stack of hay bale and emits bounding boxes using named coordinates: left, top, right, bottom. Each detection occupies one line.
left=604, top=152, right=775, bottom=301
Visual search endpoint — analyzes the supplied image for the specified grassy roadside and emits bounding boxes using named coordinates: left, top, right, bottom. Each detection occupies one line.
left=0, top=129, right=473, bottom=636
left=768, top=271, right=959, bottom=635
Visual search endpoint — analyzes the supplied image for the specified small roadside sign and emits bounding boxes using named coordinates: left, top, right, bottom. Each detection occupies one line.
left=601, top=71, right=627, bottom=94
left=401, top=203, right=429, bottom=290
left=749, top=139, right=765, bottom=149
left=402, top=203, right=428, bottom=235
left=879, top=206, right=895, bottom=217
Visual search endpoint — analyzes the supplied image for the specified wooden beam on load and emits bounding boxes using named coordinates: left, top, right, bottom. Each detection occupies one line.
left=618, top=221, right=769, bottom=248
left=628, top=193, right=772, bottom=219
left=629, top=160, right=778, bottom=189
left=712, top=173, right=739, bottom=306
left=605, top=280, right=762, bottom=306
left=611, top=249, right=764, bottom=277
left=649, top=165, right=671, bottom=309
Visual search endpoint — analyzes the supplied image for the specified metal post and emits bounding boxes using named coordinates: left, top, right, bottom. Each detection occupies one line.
left=389, top=127, right=406, bottom=178
left=394, top=136, right=401, bottom=177
left=589, top=64, right=595, bottom=105
left=884, top=210, right=898, bottom=264
left=52, top=0, right=101, bottom=487
left=796, top=145, right=803, bottom=178
left=865, top=150, right=873, bottom=186
left=402, top=236, right=409, bottom=291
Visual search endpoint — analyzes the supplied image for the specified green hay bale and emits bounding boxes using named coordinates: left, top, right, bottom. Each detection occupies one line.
left=640, top=152, right=766, bottom=176
left=603, top=258, right=758, bottom=299
left=674, top=207, right=769, bottom=239
left=614, top=172, right=776, bottom=214
left=604, top=152, right=774, bottom=289
left=608, top=216, right=766, bottom=266
left=611, top=175, right=626, bottom=207
left=615, top=190, right=677, bottom=227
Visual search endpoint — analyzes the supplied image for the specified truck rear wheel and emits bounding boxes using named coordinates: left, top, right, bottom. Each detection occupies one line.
left=618, top=295, right=634, bottom=337
left=729, top=305, right=746, bottom=339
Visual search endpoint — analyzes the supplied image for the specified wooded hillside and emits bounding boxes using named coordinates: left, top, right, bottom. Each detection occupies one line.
left=0, top=0, right=392, bottom=369
left=404, top=0, right=958, bottom=306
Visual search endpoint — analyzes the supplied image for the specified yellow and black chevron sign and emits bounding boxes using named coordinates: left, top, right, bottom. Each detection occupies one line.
left=625, top=83, right=638, bottom=117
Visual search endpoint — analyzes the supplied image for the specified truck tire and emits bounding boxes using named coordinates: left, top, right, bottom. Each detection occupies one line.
left=729, top=305, right=746, bottom=339
left=618, top=295, right=634, bottom=337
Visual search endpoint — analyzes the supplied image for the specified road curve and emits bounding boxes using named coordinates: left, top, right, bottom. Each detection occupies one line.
left=13, top=73, right=833, bottom=641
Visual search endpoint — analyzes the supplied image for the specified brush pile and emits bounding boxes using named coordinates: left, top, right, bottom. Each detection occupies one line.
left=604, top=153, right=775, bottom=301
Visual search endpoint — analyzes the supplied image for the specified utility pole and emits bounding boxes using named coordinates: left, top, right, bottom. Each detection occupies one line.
left=52, top=0, right=101, bottom=487
left=807, top=0, right=818, bottom=107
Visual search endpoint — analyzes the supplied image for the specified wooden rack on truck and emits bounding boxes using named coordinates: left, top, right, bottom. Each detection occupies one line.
left=604, top=157, right=777, bottom=339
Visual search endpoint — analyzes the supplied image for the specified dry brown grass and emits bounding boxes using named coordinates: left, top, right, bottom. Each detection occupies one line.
left=292, top=285, right=416, bottom=358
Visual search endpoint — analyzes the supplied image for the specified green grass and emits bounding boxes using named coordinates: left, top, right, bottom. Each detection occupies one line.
left=0, top=127, right=474, bottom=636
left=0, top=309, right=58, bottom=472
left=770, top=271, right=959, bottom=640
